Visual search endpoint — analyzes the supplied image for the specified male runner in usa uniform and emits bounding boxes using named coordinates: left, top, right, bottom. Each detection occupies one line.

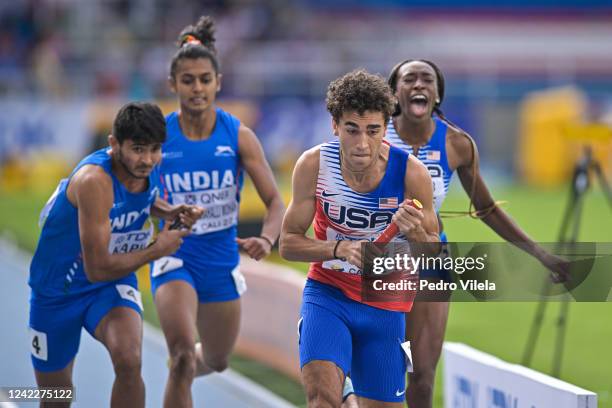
left=280, top=70, right=439, bottom=408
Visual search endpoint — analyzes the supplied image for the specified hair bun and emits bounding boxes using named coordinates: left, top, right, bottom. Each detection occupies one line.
left=177, top=15, right=217, bottom=55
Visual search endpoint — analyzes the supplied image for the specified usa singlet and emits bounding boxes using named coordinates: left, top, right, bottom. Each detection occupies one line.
left=385, top=116, right=454, bottom=212
left=308, top=140, right=413, bottom=312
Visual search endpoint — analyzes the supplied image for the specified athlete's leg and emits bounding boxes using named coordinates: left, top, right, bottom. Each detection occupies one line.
left=302, top=360, right=345, bottom=408
left=405, top=301, right=450, bottom=408
left=299, top=280, right=353, bottom=408
left=356, top=396, right=403, bottom=408
left=155, top=280, right=198, bottom=408
left=194, top=299, right=241, bottom=375
left=343, top=395, right=359, bottom=408
left=350, top=302, right=406, bottom=408
left=94, top=307, right=144, bottom=408
left=298, top=279, right=356, bottom=407
left=30, top=290, right=84, bottom=408
left=34, top=361, right=75, bottom=408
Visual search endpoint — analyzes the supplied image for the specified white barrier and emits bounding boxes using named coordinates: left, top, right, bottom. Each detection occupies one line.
left=444, top=342, right=597, bottom=408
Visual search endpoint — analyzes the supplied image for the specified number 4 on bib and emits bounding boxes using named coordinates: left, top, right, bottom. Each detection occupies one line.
left=29, top=328, right=48, bottom=361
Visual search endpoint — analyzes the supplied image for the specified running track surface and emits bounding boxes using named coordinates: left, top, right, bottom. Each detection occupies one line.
left=0, top=240, right=295, bottom=408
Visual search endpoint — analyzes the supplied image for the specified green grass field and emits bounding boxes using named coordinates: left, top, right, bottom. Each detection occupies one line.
left=439, top=185, right=612, bottom=407
left=2, top=183, right=611, bottom=407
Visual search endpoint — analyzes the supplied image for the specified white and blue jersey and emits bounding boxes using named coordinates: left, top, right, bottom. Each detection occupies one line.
left=300, top=141, right=410, bottom=402
left=310, top=140, right=414, bottom=312
left=30, top=148, right=158, bottom=297
left=29, top=148, right=156, bottom=371
left=386, top=115, right=453, bottom=280
left=385, top=116, right=453, bottom=213
left=151, top=108, right=246, bottom=303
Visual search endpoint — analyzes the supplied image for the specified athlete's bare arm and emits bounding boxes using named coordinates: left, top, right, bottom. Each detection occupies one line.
left=403, top=156, right=440, bottom=242
left=280, top=147, right=364, bottom=266
left=235, top=125, right=286, bottom=260
left=394, top=156, right=440, bottom=255
left=448, top=128, right=569, bottom=281
left=450, top=129, right=535, bottom=244
left=68, top=165, right=189, bottom=282
left=280, top=147, right=329, bottom=261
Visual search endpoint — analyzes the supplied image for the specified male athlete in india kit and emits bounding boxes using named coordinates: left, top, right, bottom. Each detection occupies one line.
left=30, top=148, right=157, bottom=371
left=28, top=102, right=200, bottom=408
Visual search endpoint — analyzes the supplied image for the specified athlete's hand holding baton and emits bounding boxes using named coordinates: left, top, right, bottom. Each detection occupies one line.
left=333, top=199, right=423, bottom=268
left=375, top=199, right=424, bottom=243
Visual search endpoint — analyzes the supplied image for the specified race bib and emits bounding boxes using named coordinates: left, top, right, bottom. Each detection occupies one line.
left=151, top=256, right=184, bottom=277
left=432, top=176, right=445, bottom=211
left=297, top=317, right=303, bottom=343
left=108, top=223, right=153, bottom=254
left=231, top=265, right=247, bottom=295
left=322, top=258, right=362, bottom=275
left=115, top=284, right=143, bottom=310
left=321, top=227, right=411, bottom=275
left=29, top=328, right=48, bottom=361
left=322, top=228, right=362, bottom=275
left=172, top=186, right=238, bottom=235
left=400, top=340, right=414, bottom=373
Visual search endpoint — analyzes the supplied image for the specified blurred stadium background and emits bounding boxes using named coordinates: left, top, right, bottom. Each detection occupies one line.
left=1, top=0, right=611, bottom=407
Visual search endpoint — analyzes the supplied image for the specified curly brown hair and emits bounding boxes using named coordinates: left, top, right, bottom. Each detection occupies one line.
left=326, top=69, right=395, bottom=124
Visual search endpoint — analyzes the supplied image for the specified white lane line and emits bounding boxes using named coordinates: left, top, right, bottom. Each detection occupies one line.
left=0, top=391, right=18, bottom=408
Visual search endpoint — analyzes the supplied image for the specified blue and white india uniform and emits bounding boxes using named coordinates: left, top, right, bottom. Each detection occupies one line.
left=29, top=148, right=157, bottom=371
left=150, top=108, right=246, bottom=302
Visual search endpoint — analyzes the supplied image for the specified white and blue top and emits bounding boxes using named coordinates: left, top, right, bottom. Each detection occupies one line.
left=29, top=148, right=159, bottom=296
left=309, top=140, right=414, bottom=312
left=385, top=116, right=454, bottom=213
